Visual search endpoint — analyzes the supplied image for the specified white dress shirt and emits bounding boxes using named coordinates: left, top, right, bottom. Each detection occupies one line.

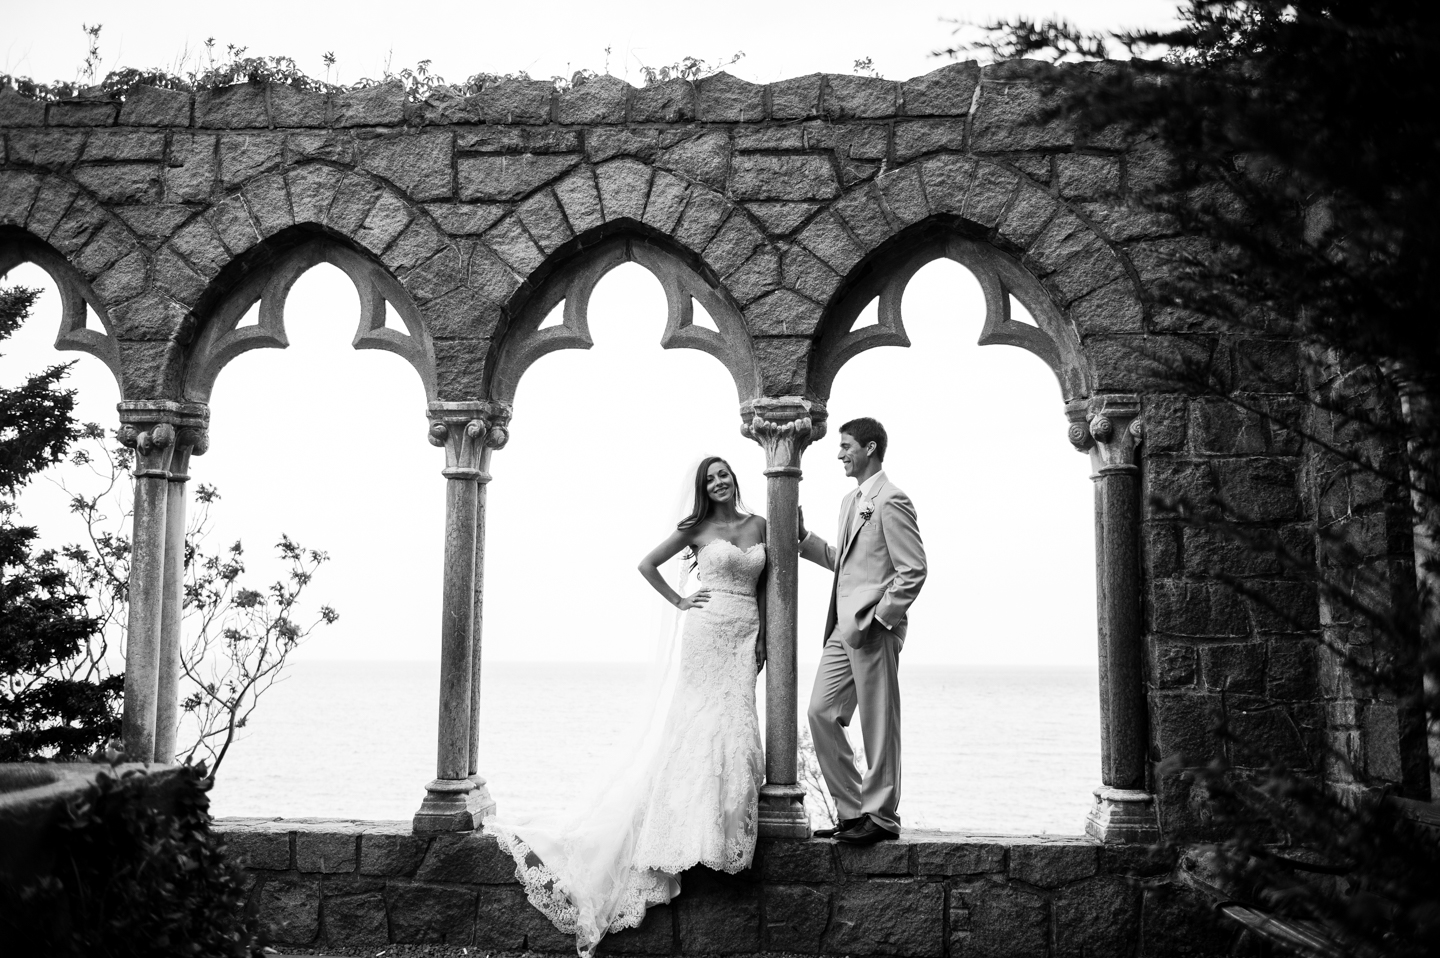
left=856, top=470, right=885, bottom=502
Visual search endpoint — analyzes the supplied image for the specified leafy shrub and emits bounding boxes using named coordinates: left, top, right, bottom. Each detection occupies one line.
left=0, top=763, right=257, bottom=957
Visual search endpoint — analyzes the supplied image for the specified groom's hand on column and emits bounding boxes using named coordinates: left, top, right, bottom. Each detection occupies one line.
left=797, top=506, right=807, bottom=542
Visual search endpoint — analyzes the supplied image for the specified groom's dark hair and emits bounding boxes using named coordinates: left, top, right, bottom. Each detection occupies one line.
left=840, top=417, right=887, bottom=462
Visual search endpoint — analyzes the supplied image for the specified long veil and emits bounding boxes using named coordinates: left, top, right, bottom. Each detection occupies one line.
left=485, top=467, right=703, bottom=956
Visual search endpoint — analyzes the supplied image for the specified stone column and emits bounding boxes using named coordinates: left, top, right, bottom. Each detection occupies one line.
left=743, top=397, right=826, bottom=839
left=153, top=408, right=209, bottom=764
left=117, top=403, right=177, bottom=763
left=413, top=401, right=508, bottom=833
left=468, top=404, right=509, bottom=789
left=1070, top=395, right=1159, bottom=843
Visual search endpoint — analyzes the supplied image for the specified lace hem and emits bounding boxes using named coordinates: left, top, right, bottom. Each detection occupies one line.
left=639, top=846, right=755, bottom=879
left=489, top=825, right=582, bottom=935
left=489, top=824, right=683, bottom=955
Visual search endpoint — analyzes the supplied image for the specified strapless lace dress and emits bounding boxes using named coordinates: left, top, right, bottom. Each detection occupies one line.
left=488, top=539, right=765, bottom=956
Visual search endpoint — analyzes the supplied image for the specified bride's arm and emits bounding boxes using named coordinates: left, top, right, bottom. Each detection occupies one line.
left=639, top=529, right=711, bottom=611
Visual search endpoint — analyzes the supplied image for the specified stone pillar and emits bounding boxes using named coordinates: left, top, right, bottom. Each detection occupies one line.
left=116, top=403, right=175, bottom=762
left=1070, top=395, right=1159, bottom=843
left=153, top=409, right=209, bottom=764
left=468, top=405, right=509, bottom=788
left=743, top=397, right=826, bottom=839
left=413, top=400, right=509, bottom=833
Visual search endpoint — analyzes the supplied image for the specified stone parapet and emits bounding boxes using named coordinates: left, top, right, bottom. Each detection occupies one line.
left=215, top=819, right=1234, bottom=955
left=0, top=67, right=981, bottom=130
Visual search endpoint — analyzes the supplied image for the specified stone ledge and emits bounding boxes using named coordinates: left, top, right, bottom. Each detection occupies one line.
left=214, top=820, right=1217, bottom=956
left=215, top=820, right=1104, bottom=883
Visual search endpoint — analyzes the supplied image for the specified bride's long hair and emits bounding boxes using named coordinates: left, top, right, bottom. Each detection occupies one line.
left=676, top=457, right=748, bottom=570
left=677, top=456, right=747, bottom=532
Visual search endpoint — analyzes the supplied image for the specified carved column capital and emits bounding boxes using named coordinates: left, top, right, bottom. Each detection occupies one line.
left=741, top=397, right=827, bottom=477
left=427, top=400, right=513, bottom=480
left=117, top=401, right=210, bottom=478
left=1076, top=395, right=1142, bottom=475
left=1066, top=398, right=1094, bottom=453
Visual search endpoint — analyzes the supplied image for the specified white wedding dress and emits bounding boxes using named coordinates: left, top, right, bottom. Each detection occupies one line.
left=488, top=539, right=766, bottom=956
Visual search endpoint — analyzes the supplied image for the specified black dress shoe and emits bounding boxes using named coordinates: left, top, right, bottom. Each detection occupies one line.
left=835, top=819, right=900, bottom=844
left=813, top=817, right=866, bottom=839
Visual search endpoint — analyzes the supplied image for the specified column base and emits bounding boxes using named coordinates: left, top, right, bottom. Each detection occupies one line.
left=412, top=778, right=496, bottom=834
left=469, top=772, right=498, bottom=822
left=1085, top=786, right=1160, bottom=844
left=758, top=783, right=811, bottom=839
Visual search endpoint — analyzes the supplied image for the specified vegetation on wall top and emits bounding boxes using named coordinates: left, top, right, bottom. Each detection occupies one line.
left=0, top=24, right=751, bottom=103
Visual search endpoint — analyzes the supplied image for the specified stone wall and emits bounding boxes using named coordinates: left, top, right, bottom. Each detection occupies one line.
left=217, top=819, right=1237, bottom=956
left=0, top=63, right=1146, bottom=403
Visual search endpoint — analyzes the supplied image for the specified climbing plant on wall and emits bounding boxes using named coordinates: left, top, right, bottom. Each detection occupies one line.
left=0, top=22, right=745, bottom=102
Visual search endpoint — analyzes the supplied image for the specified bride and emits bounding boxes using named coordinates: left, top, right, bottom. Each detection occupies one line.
left=487, top=456, right=767, bottom=956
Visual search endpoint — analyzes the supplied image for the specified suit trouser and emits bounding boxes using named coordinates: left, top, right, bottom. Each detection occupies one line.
left=807, top=627, right=901, bottom=832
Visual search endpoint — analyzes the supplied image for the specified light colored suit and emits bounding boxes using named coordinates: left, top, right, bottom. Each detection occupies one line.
left=801, top=472, right=926, bottom=833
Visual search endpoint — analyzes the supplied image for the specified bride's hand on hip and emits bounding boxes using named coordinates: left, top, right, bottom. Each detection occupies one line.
left=677, top=589, right=711, bottom=611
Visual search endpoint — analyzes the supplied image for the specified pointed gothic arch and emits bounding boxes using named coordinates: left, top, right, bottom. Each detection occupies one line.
left=0, top=229, right=126, bottom=391
left=808, top=217, right=1105, bottom=404
left=180, top=229, right=439, bottom=403
left=486, top=233, right=759, bottom=404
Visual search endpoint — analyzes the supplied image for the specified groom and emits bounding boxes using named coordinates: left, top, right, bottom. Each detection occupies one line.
left=798, top=417, right=927, bottom=844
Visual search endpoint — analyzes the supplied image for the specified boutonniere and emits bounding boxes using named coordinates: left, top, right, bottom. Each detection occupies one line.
left=859, top=501, right=875, bottom=523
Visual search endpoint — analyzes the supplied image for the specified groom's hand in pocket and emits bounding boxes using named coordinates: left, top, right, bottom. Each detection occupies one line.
left=866, top=616, right=896, bottom=643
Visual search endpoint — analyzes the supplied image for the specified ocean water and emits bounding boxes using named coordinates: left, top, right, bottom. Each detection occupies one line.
left=208, top=660, right=1100, bottom=835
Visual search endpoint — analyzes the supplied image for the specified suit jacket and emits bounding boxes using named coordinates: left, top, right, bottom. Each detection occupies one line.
left=801, top=474, right=927, bottom=649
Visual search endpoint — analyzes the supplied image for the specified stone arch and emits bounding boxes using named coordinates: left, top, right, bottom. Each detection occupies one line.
left=802, top=156, right=1141, bottom=404
left=0, top=160, right=163, bottom=396
left=178, top=227, right=438, bottom=403
left=156, top=165, right=453, bottom=305
left=808, top=218, right=1095, bottom=403
left=462, top=156, right=765, bottom=404
left=0, top=228, right=126, bottom=389
left=485, top=232, right=759, bottom=404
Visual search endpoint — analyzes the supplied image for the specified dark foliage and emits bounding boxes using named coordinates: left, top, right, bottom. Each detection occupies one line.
left=0, top=764, right=258, bottom=956
left=966, top=2, right=1440, bottom=955
left=0, top=287, right=77, bottom=492
left=1194, top=755, right=1440, bottom=956
left=959, top=2, right=1439, bottom=389
left=0, top=286, right=119, bottom=760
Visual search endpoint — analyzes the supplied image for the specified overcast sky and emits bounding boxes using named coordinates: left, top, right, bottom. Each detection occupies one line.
left=1, top=0, right=1181, bottom=669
